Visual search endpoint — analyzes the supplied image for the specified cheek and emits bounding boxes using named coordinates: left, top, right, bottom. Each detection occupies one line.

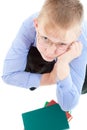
left=36, top=42, right=46, bottom=54
left=56, top=49, right=67, bottom=56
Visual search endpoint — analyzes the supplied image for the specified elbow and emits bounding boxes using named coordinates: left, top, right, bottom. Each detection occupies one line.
left=56, top=86, right=80, bottom=111
left=58, top=95, right=80, bottom=111
left=60, top=100, right=79, bottom=111
left=2, top=74, right=12, bottom=85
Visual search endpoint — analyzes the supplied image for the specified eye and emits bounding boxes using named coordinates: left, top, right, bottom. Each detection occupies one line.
left=57, top=43, right=68, bottom=49
left=41, top=36, right=49, bottom=43
left=43, top=36, right=48, bottom=40
left=60, top=43, right=66, bottom=46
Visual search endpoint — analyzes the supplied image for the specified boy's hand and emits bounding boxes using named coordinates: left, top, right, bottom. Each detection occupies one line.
left=40, top=41, right=83, bottom=85
left=58, top=41, right=83, bottom=64
left=56, top=41, right=83, bottom=80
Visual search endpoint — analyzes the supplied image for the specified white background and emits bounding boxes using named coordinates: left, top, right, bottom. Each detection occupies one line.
left=0, top=0, right=87, bottom=130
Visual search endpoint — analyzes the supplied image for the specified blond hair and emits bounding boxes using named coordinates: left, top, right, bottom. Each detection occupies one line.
left=38, top=0, right=84, bottom=29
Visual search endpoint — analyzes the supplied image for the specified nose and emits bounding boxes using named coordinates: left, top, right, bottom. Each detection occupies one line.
left=45, top=44, right=57, bottom=55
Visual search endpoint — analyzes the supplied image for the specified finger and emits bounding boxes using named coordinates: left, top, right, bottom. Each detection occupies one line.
left=74, top=41, right=83, bottom=52
left=70, top=41, right=82, bottom=51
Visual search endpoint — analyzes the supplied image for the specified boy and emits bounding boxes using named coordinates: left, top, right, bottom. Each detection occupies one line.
left=2, top=0, right=87, bottom=111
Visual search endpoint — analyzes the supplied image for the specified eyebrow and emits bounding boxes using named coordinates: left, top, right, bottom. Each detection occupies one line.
left=40, top=31, right=72, bottom=45
left=45, top=35, right=70, bottom=45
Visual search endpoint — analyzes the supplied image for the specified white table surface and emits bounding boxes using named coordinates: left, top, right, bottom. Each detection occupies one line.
left=0, top=1, right=87, bottom=130
left=0, top=78, right=87, bottom=130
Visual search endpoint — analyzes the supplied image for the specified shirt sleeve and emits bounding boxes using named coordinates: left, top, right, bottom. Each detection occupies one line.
left=56, top=20, right=87, bottom=111
left=2, top=13, right=42, bottom=89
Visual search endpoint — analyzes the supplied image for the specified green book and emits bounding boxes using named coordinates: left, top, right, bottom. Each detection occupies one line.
left=44, top=101, right=49, bottom=107
left=22, top=104, right=69, bottom=130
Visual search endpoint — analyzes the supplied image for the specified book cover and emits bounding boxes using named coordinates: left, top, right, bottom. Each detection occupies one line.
left=44, top=100, right=73, bottom=122
left=22, top=103, right=69, bottom=130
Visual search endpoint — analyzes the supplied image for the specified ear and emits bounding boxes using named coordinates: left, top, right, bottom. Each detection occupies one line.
left=33, top=18, right=38, bottom=30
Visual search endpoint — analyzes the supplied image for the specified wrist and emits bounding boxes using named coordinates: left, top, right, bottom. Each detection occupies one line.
left=40, top=73, right=56, bottom=86
left=57, top=62, right=70, bottom=80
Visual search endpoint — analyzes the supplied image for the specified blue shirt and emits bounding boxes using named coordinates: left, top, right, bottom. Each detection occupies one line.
left=2, top=13, right=87, bottom=111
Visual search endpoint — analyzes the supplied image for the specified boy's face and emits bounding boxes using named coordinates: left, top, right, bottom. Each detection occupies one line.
left=34, top=19, right=81, bottom=62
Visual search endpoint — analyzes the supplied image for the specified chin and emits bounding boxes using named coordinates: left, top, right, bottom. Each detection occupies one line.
left=42, top=55, right=54, bottom=62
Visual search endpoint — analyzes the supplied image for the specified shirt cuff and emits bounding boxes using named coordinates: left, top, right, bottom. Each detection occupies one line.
left=57, top=74, right=73, bottom=92
left=28, top=73, right=42, bottom=88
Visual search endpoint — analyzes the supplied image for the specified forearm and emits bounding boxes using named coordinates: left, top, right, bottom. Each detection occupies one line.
left=56, top=74, right=80, bottom=111
left=40, top=73, right=57, bottom=86
left=40, top=71, right=80, bottom=111
left=56, top=61, right=70, bottom=80
left=40, top=62, right=70, bottom=86
left=2, top=71, right=42, bottom=89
